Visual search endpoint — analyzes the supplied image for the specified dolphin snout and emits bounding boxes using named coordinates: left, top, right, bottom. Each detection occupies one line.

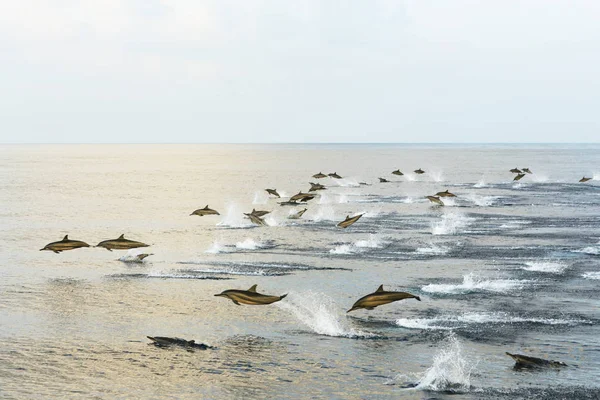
left=214, top=293, right=224, bottom=297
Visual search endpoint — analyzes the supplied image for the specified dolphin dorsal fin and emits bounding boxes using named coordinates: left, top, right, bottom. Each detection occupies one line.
left=63, top=235, right=69, bottom=241
left=118, top=234, right=125, bottom=239
left=376, top=285, right=384, bottom=292
left=189, top=340, right=195, bottom=344
left=248, top=284, right=258, bottom=292
left=252, top=209, right=256, bottom=212
left=204, top=205, right=209, bottom=209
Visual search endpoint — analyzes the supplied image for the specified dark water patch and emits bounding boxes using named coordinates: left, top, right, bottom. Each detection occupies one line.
left=108, top=272, right=232, bottom=280
left=484, top=386, right=600, bottom=399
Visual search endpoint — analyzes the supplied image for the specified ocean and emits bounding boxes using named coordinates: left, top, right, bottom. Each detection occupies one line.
left=1, top=144, right=599, bottom=399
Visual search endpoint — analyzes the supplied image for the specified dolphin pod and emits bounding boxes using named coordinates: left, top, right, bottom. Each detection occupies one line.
left=40, top=235, right=90, bottom=253
left=347, top=285, right=421, bottom=313
left=214, top=284, right=287, bottom=306
left=505, top=352, right=566, bottom=368
left=190, top=205, right=220, bottom=216
left=337, top=214, right=364, bottom=229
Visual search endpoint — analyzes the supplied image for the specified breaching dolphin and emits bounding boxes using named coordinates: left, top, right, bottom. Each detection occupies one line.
left=246, top=213, right=267, bottom=226
left=522, top=168, right=532, bottom=174
left=279, top=200, right=301, bottom=206
left=147, top=336, right=213, bottom=350
left=96, top=234, right=149, bottom=251
left=347, top=285, right=421, bottom=313
left=579, top=177, right=592, bottom=182
left=265, top=189, right=280, bottom=198
left=510, top=168, right=522, bottom=173
left=288, top=208, right=308, bottom=219
left=190, top=205, right=220, bottom=216
left=40, top=235, right=90, bottom=254
left=337, top=214, right=364, bottom=228
left=290, top=192, right=315, bottom=202
left=513, top=173, right=525, bottom=181
left=247, top=208, right=270, bottom=217
left=392, top=169, right=404, bottom=176
left=435, top=190, right=456, bottom=197
left=414, top=168, right=425, bottom=174
left=309, top=182, right=326, bottom=192
left=214, top=284, right=287, bottom=305
left=505, top=352, right=566, bottom=368
left=313, top=172, right=328, bottom=179
left=328, top=172, right=342, bottom=179
left=379, top=177, right=390, bottom=183
left=426, top=196, right=444, bottom=206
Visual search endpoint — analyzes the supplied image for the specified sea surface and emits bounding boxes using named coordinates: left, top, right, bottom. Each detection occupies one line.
left=1, top=144, right=599, bottom=399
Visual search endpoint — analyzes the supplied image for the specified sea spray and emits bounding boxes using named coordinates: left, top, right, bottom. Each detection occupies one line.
left=217, top=203, right=253, bottom=228
left=276, top=291, right=376, bottom=338
left=235, top=238, right=264, bottom=250
left=431, top=211, right=474, bottom=235
left=422, top=273, right=530, bottom=294
left=330, top=234, right=385, bottom=254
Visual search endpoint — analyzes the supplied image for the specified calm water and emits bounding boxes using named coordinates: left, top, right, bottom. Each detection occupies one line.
left=1, top=144, right=599, bottom=399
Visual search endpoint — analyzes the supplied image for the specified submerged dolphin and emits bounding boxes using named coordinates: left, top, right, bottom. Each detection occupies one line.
left=337, top=213, right=364, bottom=228
left=435, top=190, right=456, bottom=197
left=513, top=173, right=525, bottom=181
left=522, top=168, right=532, bottom=174
left=379, top=177, right=390, bottom=183
left=309, top=182, right=326, bottom=192
left=510, top=167, right=522, bottom=173
left=579, top=177, right=592, bottom=182
left=190, top=205, right=220, bottom=216
left=313, top=172, right=328, bottom=179
left=96, top=234, right=149, bottom=251
left=214, top=284, right=287, bottom=305
left=347, top=285, right=421, bottom=313
left=328, top=172, right=342, bottom=179
left=505, top=352, right=566, bottom=368
left=414, top=168, right=425, bottom=174
left=290, top=192, right=315, bottom=202
left=246, top=213, right=267, bottom=226
left=288, top=208, right=308, bottom=219
left=40, top=235, right=90, bottom=254
left=147, top=336, right=213, bottom=350
left=426, top=196, right=444, bottom=206
left=392, top=169, right=404, bottom=176
left=121, top=253, right=153, bottom=263
left=248, top=208, right=270, bottom=217
left=265, top=188, right=280, bottom=198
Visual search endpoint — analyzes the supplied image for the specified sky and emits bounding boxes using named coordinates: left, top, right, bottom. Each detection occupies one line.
left=1, top=0, right=599, bottom=143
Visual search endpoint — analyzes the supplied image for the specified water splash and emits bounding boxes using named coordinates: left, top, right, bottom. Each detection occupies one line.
left=205, top=241, right=227, bottom=254
left=217, top=204, right=253, bottom=228
left=118, top=249, right=151, bottom=263
left=582, top=271, right=600, bottom=280
left=429, top=170, right=445, bottom=182
left=431, top=212, right=474, bottom=235
left=252, top=191, right=269, bottom=205
left=473, top=177, right=487, bottom=188
left=422, top=273, right=530, bottom=294
left=235, top=238, right=264, bottom=250
left=276, top=291, right=376, bottom=338
left=522, top=261, right=568, bottom=274
left=464, top=194, right=498, bottom=207
left=330, top=234, right=386, bottom=254
left=415, top=243, right=450, bottom=255
left=311, top=206, right=336, bottom=222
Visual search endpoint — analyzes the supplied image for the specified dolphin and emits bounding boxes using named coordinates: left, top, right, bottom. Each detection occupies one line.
left=190, top=205, right=220, bottom=216
left=265, top=189, right=280, bottom=198
left=290, top=192, right=315, bottom=202
left=510, top=168, right=522, bottom=173
left=96, top=234, right=149, bottom=251
left=379, top=177, right=390, bottom=183
left=513, top=173, right=525, bottom=181
left=288, top=208, right=307, bottom=219
left=505, top=352, right=566, bottom=368
left=40, top=235, right=90, bottom=254
left=347, top=285, right=421, bottom=313
left=337, top=213, right=364, bottom=228
left=309, top=182, right=327, bottom=192
left=279, top=200, right=301, bottom=206
left=435, top=190, right=456, bottom=197
left=579, top=177, right=592, bottom=182
left=414, top=168, right=425, bottom=174
left=392, top=169, right=404, bottom=176
left=328, top=172, right=342, bottom=179
left=121, top=253, right=153, bottom=263
left=426, top=196, right=444, bottom=206
left=313, top=172, right=328, bottom=179
left=147, top=336, right=213, bottom=350
left=359, top=182, right=370, bottom=186
left=247, top=208, right=270, bottom=217
left=214, top=284, right=287, bottom=306
left=246, top=213, right=267, bottom=226
left=522, top=168, right=532, bottom=174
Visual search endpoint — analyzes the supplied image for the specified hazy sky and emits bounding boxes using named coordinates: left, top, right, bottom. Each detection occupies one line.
left=1, top=1, right=599, bottom=143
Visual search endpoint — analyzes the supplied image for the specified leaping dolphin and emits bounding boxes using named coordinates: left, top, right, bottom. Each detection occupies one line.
left=279, top=200, right=301, bottom=206
left=513, top=173, right=525, bottom=181
left=522, top=168, right=532, bottom=174
left=510, top=167, right=522, bottom=173
left=505, top=352, right=566, bottom=368
left=426, top=196, right=444, bottom=206
left=579, top=177, right=592, bottom=182
left=247, top=208, right=270, bottom=217
left=347, top=285, right=421, bottom=313
left=328, top=172, right=342, bottom=179
left=190, top=205, right=220, bottom=216
left=288, top=208, right=308, bottom=219
left=40, top=235, right=90, bottom=254
left=313, top=172, right=328, bottom=179
left=290, top=192, right=315, bottom=202
left=96, top=234, right=149, bottom=251
left=265, top=189, right=280, bottom=198
left=392, top=169, right=404, bottom=176
left=309, top=182, right=327, bottom=192
left=414, top=168, right=425, bottom=174
left=147, top=336, right=213, bottom=350
left=379, top=177, right=390, bottom=183
left=214, top=284, right=287, bottom=306
left=246, top=213, right=267, bottom=226
left=435, top=190, right=456, bottom=197
left=337, top=214, right=364, bottom=228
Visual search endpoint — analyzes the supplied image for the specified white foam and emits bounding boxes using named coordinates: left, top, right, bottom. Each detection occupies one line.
left=582, top=271, right=600, bottom=280
left=329, top=234, right=385, bottom=254
left=217, top=204, right=253, bottom=228
left=311, top=206, right=336, bottom=222
left=252, top=191, right=269, bottom=205
left=264, top=215, right=282, bottom=227
left=276, top=291, right=376, bottom=338
left=235, top=238, right=264, bottom=250
left=531, top=174, right=549, bottom=183
left=464, top=194, right=498, bottom=207
left=473, top=177, right=487, bottom=188
left=318, top=193, right=335, bottom=205
left=422, top=273, right=530, bottom=294
left=192, top=267, right=269, bottom=276
left=431, top=212, right=474, bottom=235
left=337, top=194, right=350, bottom=204
left=574, top=246, right=600, bottom=255
left=205, top=241, right=227, bottom=254
left=415, top=244, right=450, bottom=255
left=522, top=261, right=568, bottom=274
left=414, top=333, right=474, bottom=392
left=118, top=249, right=150, bottom=263
left=401, top=197, right=414, bottom=204
left=429, top=171, right=445, bottom=182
